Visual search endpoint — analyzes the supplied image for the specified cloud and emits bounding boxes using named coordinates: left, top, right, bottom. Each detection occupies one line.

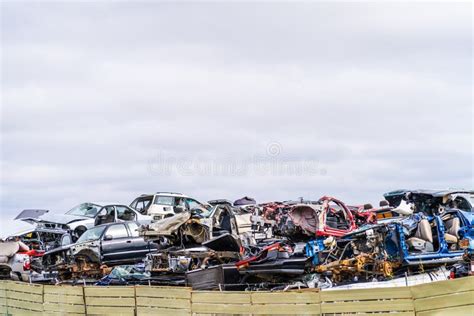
left=1, top=2, right=472, bottom=237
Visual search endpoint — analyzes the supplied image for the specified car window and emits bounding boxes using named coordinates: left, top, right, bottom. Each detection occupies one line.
left=66, top=203, right=102, bottom=218
left=451, top=197, right=471, bottom=212
left=326, top=201, right=350, bottom=230
left=77, top=226, right=106, bottom=243
left=105, top=224, right=129, bottom=239
left=116, top=206, right=137, bottom=221
left=175, top=197, right=185, bottom=207
left=61, top=235, right=72, bottom=246
left=131, top=197, right=153, bottom=214
left=127, top=222, right=140, bottom=237
left=186, top=198, right=212, bottom=216
left=97, top=206, right=114, bottom=217
left=154, top=196, right=175, bottom=206
left=186, top=198, right=201, bottom=209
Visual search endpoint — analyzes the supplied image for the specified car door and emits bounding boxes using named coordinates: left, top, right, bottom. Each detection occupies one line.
left=322, top=198, right=356, bottom=237
left=130, top=197, right=153, bottom=215
left=100, top=223, right=133, bottom=264
left=115, top=206, right=137, bottom=222
left=126, top=222, right=156, bottom=259
left=95, top=206, right=116, bottom=226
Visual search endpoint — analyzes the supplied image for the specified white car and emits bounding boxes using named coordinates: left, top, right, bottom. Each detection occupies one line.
left=16, top=202, right=106, bottom=236
left=17, top=203, right=151, bottom=239
left=130, top=192, right=211, bottom=221
left=0, top=241, right=36, bottom=282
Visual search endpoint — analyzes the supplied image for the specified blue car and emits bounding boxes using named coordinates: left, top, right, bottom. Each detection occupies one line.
left=307, top=190, right=473, bottom=283
left=383, top=190, right=473, bottom=266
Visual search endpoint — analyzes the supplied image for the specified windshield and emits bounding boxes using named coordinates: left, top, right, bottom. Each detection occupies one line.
left=76, top=226, right=106, bottom=243
left=188, top=199, right=213, bottom=217
left=66, top=203, right=102, bottom=218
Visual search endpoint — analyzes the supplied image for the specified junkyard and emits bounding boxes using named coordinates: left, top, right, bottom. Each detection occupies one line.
left=1, top=190, right=472, bottom=290
left=0, top=190, right=472, bottom=314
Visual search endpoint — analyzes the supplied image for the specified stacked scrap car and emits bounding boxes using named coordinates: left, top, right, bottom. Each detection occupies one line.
left=138, top=204, right=243, bottom=286
left=0, top=240, right=44, bottom=282
left=310, top=190, right=474, bottom=285
left=6, top=189, right=472, bottom=289
left=36, top=221, right=158, bottom=281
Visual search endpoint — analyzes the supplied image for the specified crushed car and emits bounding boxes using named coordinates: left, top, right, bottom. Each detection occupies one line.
left=139, top=204, right=243, bottom=284
left=140, top=203, right=240, bottom=246
left=382, top=189, right=473, bottom=266
left=35, top=221, right=158, bottom=281
left=16, top=203, right=150, bottom=240
left=251, top=196, right=362, bottom=240
left=0, top=240, right=44, bottom=282
left=6, top=226, right=72, bottom=252
left=307, top=190, right=474, bottom=285
left=130, top=192, right=211, bottom=221
left=16, top=203, right=105, bottom=238
left=208, top=197, right=258, bottom=241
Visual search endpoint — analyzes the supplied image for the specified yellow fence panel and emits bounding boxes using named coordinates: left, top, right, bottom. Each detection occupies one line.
left=410, top=277, right=473, bottom=299
left=417, top=304, right=474, bottom=316
left=411, top=277, right=474, bottom=315
left=251, top=290, right=321, bottom=315
left=0, top=277, right=471, bottom=315
left=43, top=284, right=85, bottom=315
left=0, top=281, right=7, bottom=315
left=135, top=285, right=191, bottom=316
left=320, top=286, right=414, bottom=315
left=191, top=291, right=252, bottom=315
left=5, top=281, right=44, bottom=315
left=84, top=286, right=135, bottom=316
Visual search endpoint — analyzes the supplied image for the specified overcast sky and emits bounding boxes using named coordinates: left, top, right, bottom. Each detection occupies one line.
left=0, top=2, right=472, bottom=236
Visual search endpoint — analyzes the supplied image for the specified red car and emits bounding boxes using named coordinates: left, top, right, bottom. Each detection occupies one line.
left=253, top=196, right=374, bottom=240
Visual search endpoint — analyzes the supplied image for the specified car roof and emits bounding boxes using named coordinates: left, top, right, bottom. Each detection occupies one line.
left=138, top=192, right=188, bottom=198
left=89, top=201, right=116, bottom=206
left=384, top=189, right=473, bottom=198
left=100, top=204, right=132, bottom=208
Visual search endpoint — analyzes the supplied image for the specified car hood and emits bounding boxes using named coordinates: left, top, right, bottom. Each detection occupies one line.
left=28, top=213, right=89, bottom=225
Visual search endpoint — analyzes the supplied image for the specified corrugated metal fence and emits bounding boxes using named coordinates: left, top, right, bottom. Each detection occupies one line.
left=0, top=277, right=472, bottom=315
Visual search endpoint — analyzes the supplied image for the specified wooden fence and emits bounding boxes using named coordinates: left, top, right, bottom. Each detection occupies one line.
left=0, top=277, right=472, bottom=315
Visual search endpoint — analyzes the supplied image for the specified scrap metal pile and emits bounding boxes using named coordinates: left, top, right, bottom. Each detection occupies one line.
left=1, top=190, right=473, bottom=290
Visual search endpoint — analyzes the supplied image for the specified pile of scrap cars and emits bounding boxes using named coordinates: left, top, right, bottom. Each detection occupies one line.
left=1, top=190, right=472, bottom=291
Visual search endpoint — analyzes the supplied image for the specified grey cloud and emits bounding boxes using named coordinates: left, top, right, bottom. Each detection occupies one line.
left=1, top=2, right=472, bottom=237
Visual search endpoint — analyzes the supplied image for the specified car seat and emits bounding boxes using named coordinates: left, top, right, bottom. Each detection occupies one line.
left=120, top=211, right=134, bottom=221
left=407, top=219, right=434, bottom=252
left=444, top=217, right=460, bottom=244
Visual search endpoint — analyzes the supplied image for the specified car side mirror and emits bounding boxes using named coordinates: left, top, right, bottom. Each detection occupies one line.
left=103, top=234, right=113, bottom=241
left=174, top=205, right=185, bottom=213
left=379, top=200, right=389, bottom=207
left=363, top=204, right=373, bottom=210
